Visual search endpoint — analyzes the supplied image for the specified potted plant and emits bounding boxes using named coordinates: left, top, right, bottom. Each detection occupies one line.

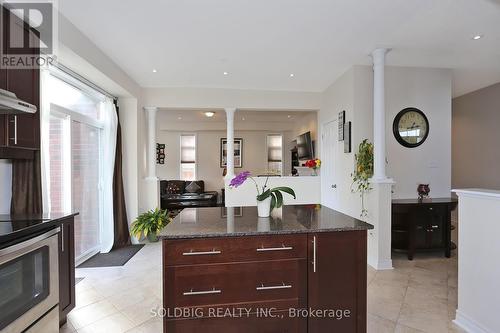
left=229, top=171, right=296, bottom=217
left=305, top=158, right=321, bottom=176
left=351, top=139, right=374, bottom=217
left=130, top=208, right=170, bottom=242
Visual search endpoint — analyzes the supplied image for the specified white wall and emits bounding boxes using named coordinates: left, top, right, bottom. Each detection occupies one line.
left=318, top=67, right=362, bottom=217
left=385, top=67, right=452, bottom=199
left=319, top=66, right=452, bottom=217
left=453, top=189, right=500, bottom=333
left=143, top=87, right=321, bottom=110
left=0, top=161, right=12, bottom=214
left=226, top=176, right=321, bottom=207
left=157, top=130, right=295, bottom=192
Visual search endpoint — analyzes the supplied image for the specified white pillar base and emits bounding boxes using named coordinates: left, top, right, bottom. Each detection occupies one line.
left=367, top=178, right=395, bottom=270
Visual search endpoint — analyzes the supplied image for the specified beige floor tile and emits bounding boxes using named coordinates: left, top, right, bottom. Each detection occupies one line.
left=395, top=324, right=426, bottom=333
left=398, top=301, right=449, bottom=333
left=76, top=312, right=135, bottom=333
left=368, top=291, right=405, bottom=322
left=74, top=287, right=105, bottom=310
left=68, top=299, right=119, bottom=330
left=372, top=269, right=411, bottom=288
left=107, top=288, right=157, bottom=311
left=125, top=317, right=163, bottom=333
left=403, top=286, right=448, bottom=309
left=368, top=313, right=397, bottom=333
left=407, top=279, right=448, bottom=301
left=120, top=297, right=163, bottom=326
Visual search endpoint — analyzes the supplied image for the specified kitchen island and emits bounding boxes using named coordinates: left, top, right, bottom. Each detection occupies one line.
left=159, top=205, right=373, bottom=333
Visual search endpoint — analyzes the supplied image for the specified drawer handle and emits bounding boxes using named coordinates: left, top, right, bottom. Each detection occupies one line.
left=183, top=287, right=222, bottom=296
left=256, top=282, right=292, bottom=291
left=256, top=244, right=293, bottom=252
left=182, top=249, right=221, bottom=256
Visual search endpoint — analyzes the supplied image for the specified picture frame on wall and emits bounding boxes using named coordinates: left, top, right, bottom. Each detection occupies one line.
left=344, top=121, right=352, bottom=153
left=338, top=110, right=346, bottom=141
left=220, top=138, right=243, bottom=168
left=156, top=143, right=166, bottom=164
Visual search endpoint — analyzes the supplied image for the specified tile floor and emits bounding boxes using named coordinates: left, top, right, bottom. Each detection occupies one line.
left=61, top=212, right=465, bottom=333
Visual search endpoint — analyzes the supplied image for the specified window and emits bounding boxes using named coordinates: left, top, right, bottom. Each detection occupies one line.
left=267, top=134, right=283, bottom=175
left=180, top=134, right=196, bottom=181
left=42, top=70, right=113, bottom=263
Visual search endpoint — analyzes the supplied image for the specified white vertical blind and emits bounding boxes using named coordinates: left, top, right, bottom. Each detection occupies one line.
left=180, top=134, right=196, bottom=180
left=267, top=135, right=283, bottom=175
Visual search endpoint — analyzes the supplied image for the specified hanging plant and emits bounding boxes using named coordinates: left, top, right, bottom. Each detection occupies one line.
left=351, top=139, right=374, bottom=217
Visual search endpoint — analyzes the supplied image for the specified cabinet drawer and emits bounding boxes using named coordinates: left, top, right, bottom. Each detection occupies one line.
left=164, top=259, right=307, bottom=309
left=163, top=234, right=307, bottom=266
left=165, top=311, right=306, bottom=333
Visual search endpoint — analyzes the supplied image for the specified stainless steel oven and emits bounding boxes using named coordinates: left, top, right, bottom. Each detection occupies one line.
left=0, top=228, right=59, bottom=333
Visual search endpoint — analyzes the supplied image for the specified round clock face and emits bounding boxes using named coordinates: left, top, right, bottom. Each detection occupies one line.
left=393, top=108, right=429, bottom=148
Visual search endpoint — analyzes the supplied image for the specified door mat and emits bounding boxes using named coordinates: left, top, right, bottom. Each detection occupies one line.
left=77, top=244, right=145, bottom=268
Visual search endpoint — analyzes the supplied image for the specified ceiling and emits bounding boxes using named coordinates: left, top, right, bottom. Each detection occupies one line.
left=158, top=109, right=314, bottom=123
left=58, top=0, right=500, bottom=97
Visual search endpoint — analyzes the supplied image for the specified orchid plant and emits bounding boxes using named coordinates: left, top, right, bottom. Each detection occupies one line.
left=229, top=171, right=296, bottom=210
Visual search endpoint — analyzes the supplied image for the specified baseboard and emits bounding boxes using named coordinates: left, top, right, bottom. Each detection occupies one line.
left=368, top=257, right=393, bottom=270
left=454, top=310, right=492, bottom=333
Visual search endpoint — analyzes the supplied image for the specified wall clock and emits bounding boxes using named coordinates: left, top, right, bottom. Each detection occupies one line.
left=392, top=107, right=429, bottom=148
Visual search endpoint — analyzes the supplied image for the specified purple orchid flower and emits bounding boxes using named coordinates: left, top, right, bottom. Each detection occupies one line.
left=229, top=171, right=251, bottom=188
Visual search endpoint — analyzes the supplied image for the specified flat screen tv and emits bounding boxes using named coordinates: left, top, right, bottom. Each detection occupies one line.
left=296, top=131, right=313, bottom=160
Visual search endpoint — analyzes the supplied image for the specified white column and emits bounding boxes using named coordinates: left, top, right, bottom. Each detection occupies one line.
left=144, top=106, right=158, bottom=180
left=225, top=108, right=236, bottom=180
left=371, top=48, right=389, bottom=181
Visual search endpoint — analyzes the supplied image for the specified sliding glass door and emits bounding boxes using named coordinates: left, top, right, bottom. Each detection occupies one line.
left=44, top=72, right=105, bottom=263
left=71, top=120, right=102, bottom=260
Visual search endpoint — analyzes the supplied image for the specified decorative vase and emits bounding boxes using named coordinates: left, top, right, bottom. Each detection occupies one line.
left=257, top=217, right=271, bottom=232
left=147, top=231, right=159, bottom=243
left=417, top=184, right=430, bottom=200
left=257, top=196, right=272, bottom=217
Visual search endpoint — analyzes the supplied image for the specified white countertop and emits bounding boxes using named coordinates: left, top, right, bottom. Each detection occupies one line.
left=452, top=188, right=500, bottom=199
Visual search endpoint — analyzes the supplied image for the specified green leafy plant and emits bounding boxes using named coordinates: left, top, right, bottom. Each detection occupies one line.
left=229, top=171, right=296, bottom=210
left=257, top=186, right=297, bottom=210
left=130, top=208, right=170, bottom=242
left=351, top=139, right=374, bottom=217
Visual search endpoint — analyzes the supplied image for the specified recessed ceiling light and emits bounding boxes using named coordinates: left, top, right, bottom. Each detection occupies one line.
left=204, top=111, right=215, bottom=118
left=177, top=116, right=182, bottom=120
left=152, top=69, right=157, bottom=73
left=289, top=73, right=295, bottom=77
left=472, top=34, right=483, bottom=40
left=223, top=71, right=229, bottom=76
left=242, top=117, right=246, bottom=121
left=287, top=115, right=292, bottom=118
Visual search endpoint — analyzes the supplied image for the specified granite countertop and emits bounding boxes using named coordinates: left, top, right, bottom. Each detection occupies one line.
left=0, top=212, right=79, bottom=249
left=158, top=205, right=373, bottom=240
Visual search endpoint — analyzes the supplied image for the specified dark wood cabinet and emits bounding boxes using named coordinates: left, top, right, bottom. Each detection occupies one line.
left=0, top=6, right=40, bottom=159
left=307, top=232, right=367, bottom=333
left=392, top=198, right=458, bottom=260
left=58, top=217, right=75, bottom=326
left=163, top=231, right=367, bottom=332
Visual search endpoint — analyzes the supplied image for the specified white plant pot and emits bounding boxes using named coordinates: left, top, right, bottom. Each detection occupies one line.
left=257, top=196, right=272, bottom=217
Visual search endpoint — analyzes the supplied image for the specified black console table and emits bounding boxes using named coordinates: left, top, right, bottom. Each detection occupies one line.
left=392, top=198, right=458, bottom=260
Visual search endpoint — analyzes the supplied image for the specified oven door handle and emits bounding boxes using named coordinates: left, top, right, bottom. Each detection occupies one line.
left=0, top=227, right=60, bottom=256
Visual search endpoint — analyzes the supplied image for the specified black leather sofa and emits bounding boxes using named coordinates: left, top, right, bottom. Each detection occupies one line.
left=160, top=180, right=218, bottom=210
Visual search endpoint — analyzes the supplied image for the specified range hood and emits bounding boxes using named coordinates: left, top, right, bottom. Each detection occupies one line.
left=0, top=88, right=37, bottom=114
